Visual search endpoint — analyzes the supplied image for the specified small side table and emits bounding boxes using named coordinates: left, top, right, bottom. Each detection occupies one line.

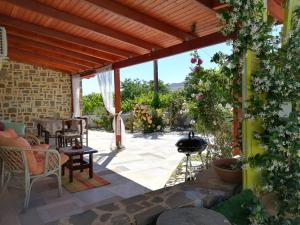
left=156, top=208, right=231, bottom=225
left=60, top=146, right=98, bottom=183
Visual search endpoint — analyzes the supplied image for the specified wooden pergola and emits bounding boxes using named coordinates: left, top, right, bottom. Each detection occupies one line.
left=0, top=0, right=284, bottom=147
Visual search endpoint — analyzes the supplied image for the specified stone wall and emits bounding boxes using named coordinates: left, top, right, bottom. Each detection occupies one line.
left=0, top=60, right=73, bottom=132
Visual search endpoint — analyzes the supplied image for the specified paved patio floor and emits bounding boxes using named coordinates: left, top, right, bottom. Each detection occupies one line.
left=0, top=130, right=186, bottom=225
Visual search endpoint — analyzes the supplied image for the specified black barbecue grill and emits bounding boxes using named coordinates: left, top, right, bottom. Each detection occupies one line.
left=176, top=131, right=208, bottom=181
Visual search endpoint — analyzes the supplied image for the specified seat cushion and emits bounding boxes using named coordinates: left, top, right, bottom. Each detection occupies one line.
left=0, top=135, right=39, bottom=175
left=31, top=144, right=50, bottom=150
left=5, top=128, right=18, bottom=138
left=34, top=152, right=68, bottom=175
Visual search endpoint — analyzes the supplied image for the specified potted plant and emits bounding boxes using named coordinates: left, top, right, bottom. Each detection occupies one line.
left=212, top=158, right=242, bottom=183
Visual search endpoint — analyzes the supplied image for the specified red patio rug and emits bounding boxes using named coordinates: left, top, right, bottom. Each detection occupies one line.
left=62, top=169, right=110, bottom=193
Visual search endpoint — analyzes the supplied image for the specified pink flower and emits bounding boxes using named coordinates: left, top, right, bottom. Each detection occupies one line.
left=197, top=58, right=203, bottom=65
left=195, top=94, right=204, bottom=101
left=191, top=58, right=197, bottom=64
left=193, top=66, right=200, bottom=73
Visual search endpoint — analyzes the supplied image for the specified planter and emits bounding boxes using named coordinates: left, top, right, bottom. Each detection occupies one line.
left=212, top=158, right=242, bottom=183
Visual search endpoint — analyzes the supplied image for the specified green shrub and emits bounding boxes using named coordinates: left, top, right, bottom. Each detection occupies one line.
left=133, top=104, right=165, bottom=133
left=93, top=107, right=113, bottom=132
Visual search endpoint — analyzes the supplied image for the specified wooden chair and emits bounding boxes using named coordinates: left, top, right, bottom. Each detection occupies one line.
left=56, top=119, right=83, bottom=148
left=75, top=117, right=88, bottom=146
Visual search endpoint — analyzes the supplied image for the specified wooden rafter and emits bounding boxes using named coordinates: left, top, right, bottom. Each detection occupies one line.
left=9, top=39, right=93, bottom=70
left=8, top=35, right=99, bottom=68
left=268, top=0, right=284, bottom=23
left=0, top=14, right=135, bottom=59
left=194, top=0, right=227, bottom=11
left=4, top=0, right=161, bottom=50
left=9, top=53, right=74, bottom=73
left=6, top=27, right=111, bottom=65
left=195, top=0, right=283, bottom=22
left=85, top=0, right=197, bottom=41
left=9, top=47, right=84, bottom=72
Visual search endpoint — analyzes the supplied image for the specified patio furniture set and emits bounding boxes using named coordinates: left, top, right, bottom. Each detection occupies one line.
left=0, top=119, right=98, bottom=208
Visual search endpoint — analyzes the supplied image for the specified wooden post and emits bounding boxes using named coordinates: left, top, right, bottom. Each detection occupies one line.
left=114, top=68, right=122, bottom=148
left=242, top=2, right=268, bottom=191
left=153, top=60, right=159, bottom=93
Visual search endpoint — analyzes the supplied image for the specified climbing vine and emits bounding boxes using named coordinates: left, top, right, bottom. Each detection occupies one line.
left=214, top=0, right=300, bottom=224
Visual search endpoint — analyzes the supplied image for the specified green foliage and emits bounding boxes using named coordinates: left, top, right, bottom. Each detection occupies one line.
left=151, top=92, right=161, bottom=109
left=183, top=58, right=233, bottom=158
left=133, top=104, right=165, bottom=133
left=121, top=78, right=149, bottom=101
left=121, top=78, right=169, bottom=103
left=213, top=190, right=258, bottom=225
left=82, top=93, right=104, bottom=115
left=217, top=0, right=300, bottom=223
left=165, top=90, right=187, bottom=129
left=92, top=107, right=113, bottom=132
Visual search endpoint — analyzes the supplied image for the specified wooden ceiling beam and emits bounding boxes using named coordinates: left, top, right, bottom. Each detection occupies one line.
left=195, top=0, right=283, bottom=23
left=0, top=14, right=135, bottom=59
left=6, top=26, right=111, bottom=65
left=113, top=32, right=231, bottom=69
left=8, top=35, right=99, bottom=68
left=9, top=47, right=85, bottom=72
left=194, top=0, right=227, bottom=11
left=85, top=0, right=197, bottom=41
left=9, top=54, right=74, bottom=74
left=5, top=0, right=161, bottom=50
left=267, top=0, right=284, bottom=23
left=81, top=32, right=231, bottom=77
left=9, top=40, right=92, bottom=70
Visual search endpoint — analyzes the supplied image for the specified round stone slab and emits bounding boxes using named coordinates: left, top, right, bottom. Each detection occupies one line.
left=156, top=208, right=231, bottom=225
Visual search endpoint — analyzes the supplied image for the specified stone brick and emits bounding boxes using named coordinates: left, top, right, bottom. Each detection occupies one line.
left=18, top=82, right=31, bottom=88
left=0, top=60, right=74, bottom=132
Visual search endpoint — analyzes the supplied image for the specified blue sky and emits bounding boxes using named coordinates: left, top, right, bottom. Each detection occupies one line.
left=82, top=42, right=232, bottom=96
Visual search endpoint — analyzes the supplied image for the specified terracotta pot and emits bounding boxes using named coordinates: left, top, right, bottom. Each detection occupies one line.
left=212, top=158, right=242, bottom=183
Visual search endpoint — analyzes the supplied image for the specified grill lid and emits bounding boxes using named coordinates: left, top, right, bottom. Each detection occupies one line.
left=176, top=131, right=207, bottom=153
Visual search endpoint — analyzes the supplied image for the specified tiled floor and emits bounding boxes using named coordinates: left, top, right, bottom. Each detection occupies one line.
left=0, top=130, right=185, bottom=225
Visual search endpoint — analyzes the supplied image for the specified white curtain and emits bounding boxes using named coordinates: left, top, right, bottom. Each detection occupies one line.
left=96, top=65, right=125, bottom=149
left=72, top=74, right=81, bottom=118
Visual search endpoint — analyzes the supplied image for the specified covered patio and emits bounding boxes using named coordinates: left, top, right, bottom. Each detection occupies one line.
left=0, top=0, right=297, bottom=225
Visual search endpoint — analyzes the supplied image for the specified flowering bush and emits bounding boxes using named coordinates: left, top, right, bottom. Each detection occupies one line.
left=184, top=51, right=233, bottom=159
left=216, top=0, right=300, bottom=223
left=133, top=104, right=165, bottom=133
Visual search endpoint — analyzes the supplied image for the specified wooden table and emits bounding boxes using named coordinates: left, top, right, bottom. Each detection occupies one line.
left=60, top=146, right=98, bottom=183
left=156, top=208, right=231, bottom=225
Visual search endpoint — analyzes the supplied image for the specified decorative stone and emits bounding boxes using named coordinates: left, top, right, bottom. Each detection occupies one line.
left=165, top=192, right=192, bottom=208
left=100, top=213, right=112, bottom=222
left=126, top=203, right=145, bottom=213
left=97, top=203, right=120, bottom=211
left=110, top=214, right=132, bottom=225
left=151, top=196, right=163, bottom=203
left=134, top=206, right=166, bottom=225
left=69, top=210, right=98, bottom=225
left=156, top=208, right=231, bottom=225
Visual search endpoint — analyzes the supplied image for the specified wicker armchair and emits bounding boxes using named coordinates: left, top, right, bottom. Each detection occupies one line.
left=0, top=146, right=63, bottom=208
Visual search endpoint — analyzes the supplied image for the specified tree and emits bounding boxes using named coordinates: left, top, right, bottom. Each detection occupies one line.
left=121, top=78, right=148, bottom=102
left=82, top=93, right=104, bottom=115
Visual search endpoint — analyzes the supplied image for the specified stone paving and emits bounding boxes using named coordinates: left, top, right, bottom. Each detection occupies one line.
left=0, top=130, right=187, bottom=225
left=48, top=168, right=239, bottom=225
